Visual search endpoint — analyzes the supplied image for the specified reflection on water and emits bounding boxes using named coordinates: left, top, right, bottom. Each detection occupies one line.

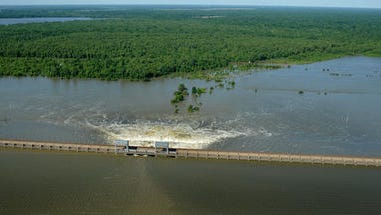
left=0, top=150, right=380, bottom=214
left=0, top=56, right=381, bottom=156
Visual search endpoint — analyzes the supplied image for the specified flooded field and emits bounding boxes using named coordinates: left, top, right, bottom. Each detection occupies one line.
left=1, top=56, right=380, bottom=156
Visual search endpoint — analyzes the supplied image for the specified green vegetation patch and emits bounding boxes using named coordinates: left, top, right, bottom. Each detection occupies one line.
left=1, top=6, right=381, bottom=80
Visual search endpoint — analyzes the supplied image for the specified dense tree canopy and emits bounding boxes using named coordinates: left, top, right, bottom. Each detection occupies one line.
left=0, top=6, right=380, bottom=80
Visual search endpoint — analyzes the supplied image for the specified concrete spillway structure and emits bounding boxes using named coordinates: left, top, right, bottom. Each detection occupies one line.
left=1, top=139, right=381, bottom=167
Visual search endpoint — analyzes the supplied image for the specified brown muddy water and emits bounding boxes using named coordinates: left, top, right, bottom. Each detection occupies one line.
left=1, top=57, right=381, bottom=213
left=1, top=150, right=381, bottom=214
left=1, top=56, right=381, bottom=156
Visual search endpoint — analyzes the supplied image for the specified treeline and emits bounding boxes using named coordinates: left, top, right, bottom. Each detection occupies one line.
left=0, top=6, right=381, bottom=80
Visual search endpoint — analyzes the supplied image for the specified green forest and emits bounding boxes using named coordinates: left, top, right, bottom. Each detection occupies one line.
left=1, top=6, right=381, bottom=80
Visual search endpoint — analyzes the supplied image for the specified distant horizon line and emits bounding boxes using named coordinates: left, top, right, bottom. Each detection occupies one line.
left=0, top=4, right=381, bottom=9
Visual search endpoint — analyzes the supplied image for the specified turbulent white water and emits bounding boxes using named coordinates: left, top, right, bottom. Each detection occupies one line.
left=100, top=122, right=243, bottom=149
left=33, top=100, right=264, bottom=149
left=83, top=115, right=270, bottom=149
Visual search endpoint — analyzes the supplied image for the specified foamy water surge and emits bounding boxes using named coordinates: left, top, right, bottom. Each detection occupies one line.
left=90, top=120, right=249, bottom=149
left=39, top=106, right=273, bottom=149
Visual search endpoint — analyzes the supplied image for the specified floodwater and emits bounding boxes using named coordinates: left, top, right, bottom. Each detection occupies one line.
left=1, top=56, right=381, bottom=156
left=0, top=17, right=93, bottom=25
left=1, top=56, right=381, bottom=213
left=1, top=150, right=380, bottom=214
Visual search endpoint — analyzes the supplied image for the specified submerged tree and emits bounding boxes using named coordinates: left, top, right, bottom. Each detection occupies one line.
left=187, top=105, right=200, bottom=113
left=171, top=83, right=189, bottom=105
